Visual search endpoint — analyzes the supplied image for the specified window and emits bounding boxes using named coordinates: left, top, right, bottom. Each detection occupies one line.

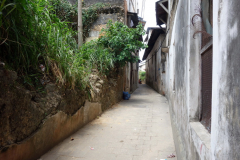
left=200, top=46, right=212, bottom=132
left=200, top=0, right=213, bottom=133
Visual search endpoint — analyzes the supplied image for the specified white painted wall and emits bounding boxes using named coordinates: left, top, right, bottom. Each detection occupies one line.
left=158, top=0, right=240, bottom=159
left=211, top=0, right=240, bottom=159
left=145, top=34, right=165, bottom=94
left=145, top=0, right=213, bottom=159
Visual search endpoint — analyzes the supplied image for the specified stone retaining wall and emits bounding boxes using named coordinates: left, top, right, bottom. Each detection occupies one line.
left=0, top=68, right=123, bottom=160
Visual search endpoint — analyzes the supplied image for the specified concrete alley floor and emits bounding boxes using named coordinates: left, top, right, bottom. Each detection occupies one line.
left=40, top=84, right=176, bottom=160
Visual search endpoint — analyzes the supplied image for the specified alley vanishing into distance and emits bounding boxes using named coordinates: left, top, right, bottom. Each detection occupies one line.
left=40, top=84, right=176, bottom=160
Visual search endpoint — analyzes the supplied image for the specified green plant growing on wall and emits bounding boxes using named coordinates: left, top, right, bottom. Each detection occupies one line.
left=98, top=20, right=147, bottom=66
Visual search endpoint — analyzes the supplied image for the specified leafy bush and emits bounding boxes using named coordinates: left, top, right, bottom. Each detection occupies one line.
left=98, top=20, right=146, bottom=66
left=78, top=20, right=147, bottom=75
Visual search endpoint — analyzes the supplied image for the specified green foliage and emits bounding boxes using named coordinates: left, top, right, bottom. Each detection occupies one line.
left=72, top=20, right=147, bottom=79
left=79, top=40, right=114, bottom=74
left=80, top=20, right=147, bottom=73
left=0, top=0, right=146, bottom=90
left=139, top=71, right=146, bottom=81
left=0, top=0, right=16, bottom=27
left=0, top=0, right=83, bottom=88
left=49, top=0, right=77, bottom=23
left=98, top=20, right=147, bottom=66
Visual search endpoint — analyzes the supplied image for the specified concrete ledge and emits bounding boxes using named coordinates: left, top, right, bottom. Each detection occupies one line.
left=0, top=101, right=102, bottom=160
left=190, top=122, right=211, bottom=159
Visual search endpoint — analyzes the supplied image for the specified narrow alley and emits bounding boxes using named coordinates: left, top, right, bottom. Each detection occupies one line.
left=40, top=84, right=176, bottom=160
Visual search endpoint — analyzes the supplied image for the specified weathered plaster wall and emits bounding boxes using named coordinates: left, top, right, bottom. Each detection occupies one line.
left=145, top=34, right=165, bottom=94
left=212, top=1, right=240, bottom=159
left=69, top=0, right=125, bottom=6
left=163, top=0, right=240, bottom=159
left=84, top=0, right=124, bottom=7
left=86, top=8, right=125, bottom=42
left=164, top=0, right=211, bottom=159
left=166, top=0, right=193, bottom=158
left=130, top=63, right=138, bottom=92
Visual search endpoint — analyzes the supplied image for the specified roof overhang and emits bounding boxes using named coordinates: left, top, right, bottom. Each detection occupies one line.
left=144, top=27, right=161, bottom=42
left=156, top=0, right=169, bottom=26
left=142, top=28, right=165, bottom=60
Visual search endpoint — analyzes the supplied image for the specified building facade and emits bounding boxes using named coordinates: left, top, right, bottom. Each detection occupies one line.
left=144, top=0, right=240, bottom=159
left=143, top=28, right=166, bottom=95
